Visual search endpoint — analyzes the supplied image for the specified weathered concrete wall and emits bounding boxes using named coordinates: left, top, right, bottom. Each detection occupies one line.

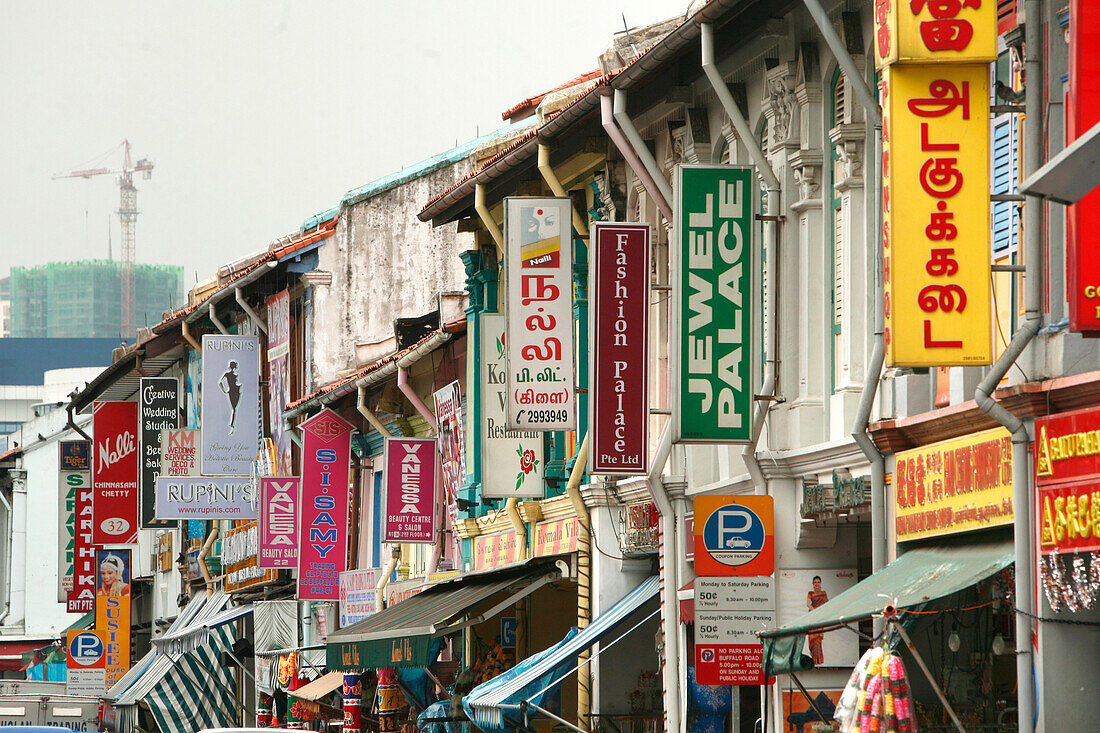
left=312, top=160, right=477, bottom=387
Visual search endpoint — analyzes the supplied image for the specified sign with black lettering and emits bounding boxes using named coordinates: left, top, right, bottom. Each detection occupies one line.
left=140, top=377, right=179, bottom=528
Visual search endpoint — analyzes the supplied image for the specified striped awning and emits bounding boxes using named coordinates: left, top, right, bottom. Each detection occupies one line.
left=107, top=590, right=242, bottom=733
left=463, top=576, right=660, bottom=731
left=144, top=625, right=240, bottom=733
left=107, top=591, right=219, bottom=704
left=153, top=603, right=252, bottom=657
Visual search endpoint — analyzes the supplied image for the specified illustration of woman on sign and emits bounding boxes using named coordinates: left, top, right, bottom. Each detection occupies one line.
left=97, top=553, right=130, bottom=597
left=219, top=360, right=241, bottom=435
left=806, top=576, right=829, bottom=665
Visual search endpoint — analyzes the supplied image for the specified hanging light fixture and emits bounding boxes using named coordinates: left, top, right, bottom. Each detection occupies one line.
left=947, top=627, right=961, bottom=653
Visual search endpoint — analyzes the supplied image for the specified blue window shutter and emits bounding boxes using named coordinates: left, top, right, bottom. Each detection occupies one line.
left=991, top=116, right=1019, bottom=254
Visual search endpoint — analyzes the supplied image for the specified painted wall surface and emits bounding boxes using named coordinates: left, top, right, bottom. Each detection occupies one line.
left=9, top=409, right=88, bottom=636
left=311, top=160, right=476, bottom=387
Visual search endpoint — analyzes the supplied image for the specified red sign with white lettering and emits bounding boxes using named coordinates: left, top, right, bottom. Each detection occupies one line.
left=695, top=644, right=765, bottom=685
left=1068, top=0, right=1100, bottom=332
left=590, top=222, right=650, bottom=475
left=298, top=409, right=354, bottom=601
left=383, top=438, right=436, bottom=543
left=92, top=401, right=139, bottom=545
left=68, top=466, right=96, bottom=613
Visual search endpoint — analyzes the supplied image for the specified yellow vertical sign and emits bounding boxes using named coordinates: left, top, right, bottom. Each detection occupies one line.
left=883, top=63, right=991, bottom=366
left=95, top=549, right=131, bottom=688
left=874, top=0, right=997, bottom=68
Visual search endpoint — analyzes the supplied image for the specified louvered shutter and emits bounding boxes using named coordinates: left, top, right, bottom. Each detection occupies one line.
left=991, top=116, right=1019, bottom=254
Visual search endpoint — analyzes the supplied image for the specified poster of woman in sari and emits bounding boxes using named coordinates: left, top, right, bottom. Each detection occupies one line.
left=778, top=569, right=857, bottom=668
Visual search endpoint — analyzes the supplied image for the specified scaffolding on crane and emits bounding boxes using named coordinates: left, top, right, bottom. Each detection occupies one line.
left=53, top=140, right=154, bottom=338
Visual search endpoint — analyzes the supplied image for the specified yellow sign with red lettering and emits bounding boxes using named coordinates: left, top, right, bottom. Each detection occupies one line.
left=883, top=63, right=991, bottom=366
left=894, top=427, right=1013, bottom=542
left=874, top=0, right=997, bottom=68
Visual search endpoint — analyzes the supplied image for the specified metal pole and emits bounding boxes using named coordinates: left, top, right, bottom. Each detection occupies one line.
left=799, top=0, right=882, bottom=127
left=890, top=618, right=967, bottom=733
left=795, top=0, right=889, bottom=617
left=789, top=673, right=830, bottom=728
left=971, top=2, right=1043, bottom=730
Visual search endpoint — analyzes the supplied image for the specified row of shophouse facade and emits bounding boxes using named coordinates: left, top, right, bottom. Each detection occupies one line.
left=1, top=0, right=1100, bottom=730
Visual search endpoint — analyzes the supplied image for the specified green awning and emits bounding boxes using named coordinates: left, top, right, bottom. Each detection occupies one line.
left=761, top=536, right=1015, bottom=640
left=327, top=564, right=560, bottom=670
left=64, top=611, right=96, bottom=633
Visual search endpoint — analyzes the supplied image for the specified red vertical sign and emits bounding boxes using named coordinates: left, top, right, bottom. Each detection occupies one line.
left=259, top=477, right=300, bottom=569
left=589, top=222, right=650, bottom=474
left=1068, top=0, right=1100, bottom=331
left=382, top=438, right=437, bottom=543
left=92, top=401, right=139, bottom=545
left=298, top=409, right=354, bottom=600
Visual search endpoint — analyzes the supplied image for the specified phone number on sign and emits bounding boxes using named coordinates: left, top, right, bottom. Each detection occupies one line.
left=517, top=409, right=569, bottom=425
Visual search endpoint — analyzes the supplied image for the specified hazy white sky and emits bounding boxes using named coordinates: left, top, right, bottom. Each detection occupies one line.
left=0, top=1, right=685, bottom=291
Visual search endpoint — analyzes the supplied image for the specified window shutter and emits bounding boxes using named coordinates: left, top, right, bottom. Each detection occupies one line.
left=991, top=116, right=1019, bottom=254
left=834, top=206, right=844, bottom=327
left=997, top=0, right=1017, bottom=34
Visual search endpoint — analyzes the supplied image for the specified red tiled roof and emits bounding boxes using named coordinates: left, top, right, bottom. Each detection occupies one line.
left=418, top=68, right=628, bottom=223
left=285, top=318, right=466, bottom=413
left=0, top=446, right=21, bottom=462
left=501, top=69, right=602, bottom=120
left=420, top=129, right=540, bottom=214
left=152, top=218, right=338, bottom=334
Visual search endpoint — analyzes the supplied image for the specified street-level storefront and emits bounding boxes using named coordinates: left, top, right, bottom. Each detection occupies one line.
left=763, top=426, right=1020, bottom=730
left=1032, top=406, right=1100, bottom=711
left=103, top=590, right=247, bottom=733
left=325, top=560, right=577, bottom=730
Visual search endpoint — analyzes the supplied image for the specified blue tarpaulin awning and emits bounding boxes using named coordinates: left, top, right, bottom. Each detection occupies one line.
left=463, top=576, right=660, bottom=732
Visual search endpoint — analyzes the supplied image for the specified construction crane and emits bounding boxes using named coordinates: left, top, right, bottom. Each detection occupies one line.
left=53, top=140, right=154, bottom=339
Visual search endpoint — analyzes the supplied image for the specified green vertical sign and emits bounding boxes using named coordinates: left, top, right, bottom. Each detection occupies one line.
left=673, top=165, right=753, bottom=443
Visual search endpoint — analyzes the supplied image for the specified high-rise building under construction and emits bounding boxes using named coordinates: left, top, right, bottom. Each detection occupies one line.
left=8, top=260, right=183, bottom=339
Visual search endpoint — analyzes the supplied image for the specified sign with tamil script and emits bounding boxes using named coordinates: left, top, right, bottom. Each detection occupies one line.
left=505, top=197, right=575, bottom=431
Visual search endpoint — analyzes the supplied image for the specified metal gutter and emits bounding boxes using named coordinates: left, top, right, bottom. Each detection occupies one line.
left=356, top=387, right=393, bottom=439
left=418, top=0, right=788, bottom=226
left=700, top=22, right=781, bottom=495
left=612, top=90, right=675, bottom=207
left=235, top=287, right=267, bottom=335
left=972, top=1, right=1042, bottom=729
left=795, top=0, right=889, bottom=582
left=180, top=320, right=201, bottom=352
left=69, top=347, right=143, bottom=414
left=475, top=184, right=504, bottom=248
left=644, top=424, right=680, bottom=733
left=283, top=330, right=455, bottom=421
left=536, top=145, right=589, bottom=236
left=207, top=302, right=229, bottom=335
left=562, top=434, right=592, bottom=728
left=799, top=0, right=881, bottom=127
left=601, top=93, right=674, bottom=221
left=66, top=404, right=92, bottom=442
left=184, top=255, right=276, bottom=325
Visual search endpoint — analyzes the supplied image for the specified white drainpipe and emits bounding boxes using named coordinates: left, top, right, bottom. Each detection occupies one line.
left=700, top=23, right=782, bottom=494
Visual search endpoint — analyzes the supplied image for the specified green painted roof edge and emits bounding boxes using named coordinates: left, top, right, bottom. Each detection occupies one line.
left=298, top=117, right=538, bottom=233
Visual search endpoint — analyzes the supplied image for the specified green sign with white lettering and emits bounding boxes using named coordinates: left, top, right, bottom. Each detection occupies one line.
left=326, top=634, right=434, bottom=671
left=673, top=165, right=753, bottom=443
